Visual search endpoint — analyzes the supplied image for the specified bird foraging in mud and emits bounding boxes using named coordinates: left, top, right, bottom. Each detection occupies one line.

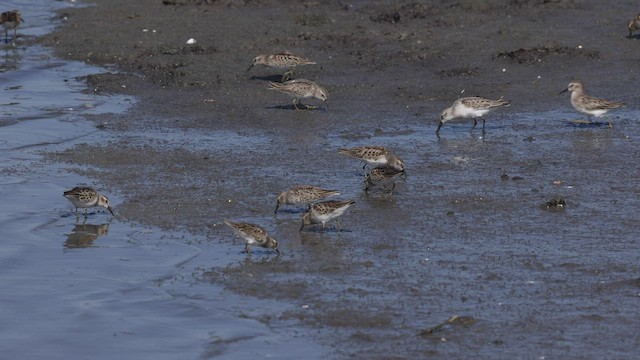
left=248, top=52, right=316, bottom=82
left=364, top=166, right=406, bottom=195
left=300, top=200, right=356, bottom=232
left=338, top=146, right=405, bottom=172
left=268, top=78, right=328, bottom=110
left=560, top=81, right=625, bottom=127
left=223, top=220, right=280, bottom=255
left=274, top=185, right=341, bottom=213
left=437, top=96, right=511, bottom=136
left=63, top=186, right=115, bottom=216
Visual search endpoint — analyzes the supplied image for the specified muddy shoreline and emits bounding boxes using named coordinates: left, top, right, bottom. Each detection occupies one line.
left=39, top=0, right=640, bottom=358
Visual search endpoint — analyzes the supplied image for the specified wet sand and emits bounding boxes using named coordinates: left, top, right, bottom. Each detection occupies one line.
left=39, top=0, right=640, bottom=358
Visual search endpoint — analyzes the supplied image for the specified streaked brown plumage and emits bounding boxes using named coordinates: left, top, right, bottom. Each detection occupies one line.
left=268, top=79, right=328, bottom=110
left=438, top=96, right=511, bottom=135
left=248, top=52, right=316, bottom=81
left=364, top=166, right=405, bottom=194
left=223, top=220, right=279, bottom=254
left=560, top=81, right=625, bottom=127
left=63, top=186, right=114, bottom=215
left=338, top=146, right=405, bottom=171
left=0, top=10, right=24, bottom=42
left=275, top=185, right=341, bottom=213
left=300, top=200, right=355, bottom=231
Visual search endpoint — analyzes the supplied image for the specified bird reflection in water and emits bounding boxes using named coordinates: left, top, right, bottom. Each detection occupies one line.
left=64, top=223, right=109, bottom=249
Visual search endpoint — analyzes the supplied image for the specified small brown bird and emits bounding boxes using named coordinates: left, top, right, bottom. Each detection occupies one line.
left=560, top=81, right=625, bottom=127
left=0, top=10, right=24, bottom=43
left=268, top=79, right=328, bottom=110
left=438, top=96, right=511, bottom=136
left=63, top=186, right=115, bottom=216
left=275, top=185, right=341, bottom=213
left=248, top=52, right=316, bottom=81
left=300, top=200, right=356, bottom=232
left=338, top=146, right=405, bottom=171
left=364, top=166, right=406, bottom=194
left=628, top=13, right=640, bottom=37
left=223, top=220, right=279, bottom=254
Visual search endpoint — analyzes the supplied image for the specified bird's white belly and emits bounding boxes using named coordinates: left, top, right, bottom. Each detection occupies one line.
left=581, top=108, right=607, bottom=117
left=458, top=106, right=488, bottom=118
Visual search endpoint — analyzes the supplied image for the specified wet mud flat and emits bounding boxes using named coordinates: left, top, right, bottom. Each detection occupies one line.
left=40, top=0, right=640, bottom=358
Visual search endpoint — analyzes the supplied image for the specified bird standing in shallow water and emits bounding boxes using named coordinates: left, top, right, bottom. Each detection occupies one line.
left=63, top=186, right=115, bottom=216
left=560, top=81, right=625, bottom=127
left=248, top=52, right=316, bottom=82
left=364, top=166, right=405, bottom=194
left=438, top=96, right=511, bottom=136
left=268, top=79, right=328, bottom=110
left=628, top=13, right=640, bottom=38
left=338, top=146, right=405, bottom=172
left=300, top=200, right=356, bottom=232
left=0, top=10, right=24, bottom=43
left=274, top=185, right=341, bottom=213
left=223, top=220, right=280, bottom=254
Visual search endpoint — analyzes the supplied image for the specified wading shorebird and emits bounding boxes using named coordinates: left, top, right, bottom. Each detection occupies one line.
left=0, top=10, right=24, bottom=43
left=338, top=146, right=405, bottom=172
left=364, top=166, right=406, bottom=194
left=560, top=81, right=625, bottom=127
left=300, top=200, right=356, bottom=232
left=437, top=96, right=511, bottom=136
left=274, top=185, right=341, bottom=213
left=628, top=13, right=640, bottom=38
left=248, top=52, right=316, bottom=82
left=268, top=78, right=328, bottom=110
left=63, top=186, right=115, bottom=216
left=223, top=220, right=280, bottom=255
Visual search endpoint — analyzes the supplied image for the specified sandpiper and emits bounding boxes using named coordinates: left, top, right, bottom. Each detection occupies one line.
left=0, top=10, right=24, bottom=43
left=223, top=220, right=280, bottom=254
left=268, top=79, right=328, bottom=110
left=275, top=185, right=341, bottom=213
left=438, top=96, right=510, bottom=136
left=63, top=186, right=115, bottom=215
left=628, top=13, right=640, bottom=37
left=338, top=146, right=405, bottom=171
left=300, top=200, right=356, bottom=231
left=364, top=166, right=405, bottom=194
left=248, top=52, right=316, bottom=82
left=560, top=81, right=625, bottom=127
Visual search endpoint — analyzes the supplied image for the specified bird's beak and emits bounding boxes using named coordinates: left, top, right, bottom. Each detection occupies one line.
left=107, top=206, right=115, bottom=216
left=275, top=247, right=281, bottom=255
left=559, top=88, right=568, bottom=95
left=274, top=202, right=279, bottom=214
left=299, top=222, right=304, bottom=231
left=246, top=64, right=254, bottom=72
left=436, top=121, right=444, bottom=133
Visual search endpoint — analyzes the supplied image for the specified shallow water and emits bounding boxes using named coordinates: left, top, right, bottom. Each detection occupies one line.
left=0, top=3, right=330, bottom=359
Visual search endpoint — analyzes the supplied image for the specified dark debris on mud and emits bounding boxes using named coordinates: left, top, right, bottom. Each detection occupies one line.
left=496, top=46, right=600, bottom=65
left=542, top=197, right=566, bottom=211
